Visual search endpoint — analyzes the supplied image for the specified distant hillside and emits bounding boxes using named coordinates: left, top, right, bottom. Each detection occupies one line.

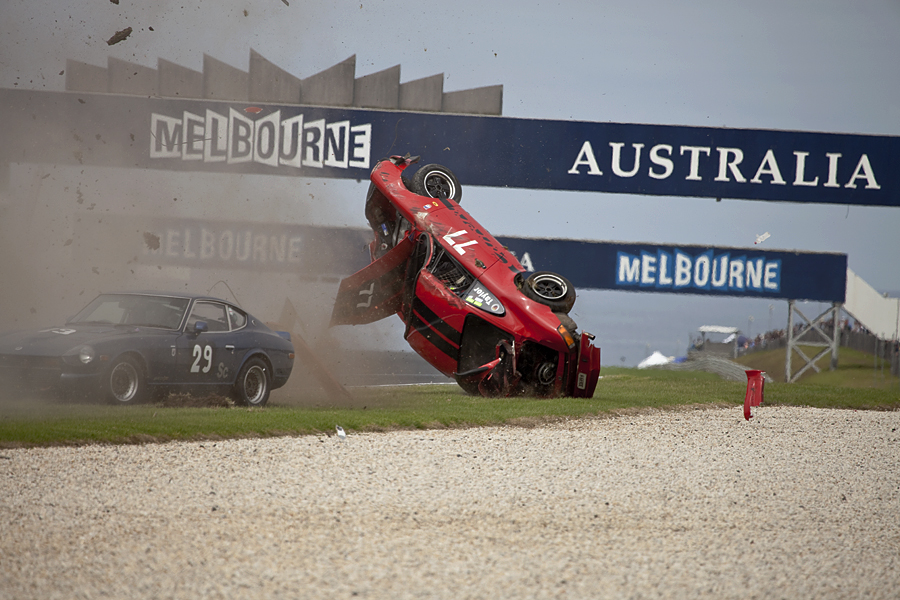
left=735, top=346, right=898, bottom=388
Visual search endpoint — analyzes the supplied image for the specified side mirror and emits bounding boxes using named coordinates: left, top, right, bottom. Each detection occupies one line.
left=192, top=321, right=208, bottom=334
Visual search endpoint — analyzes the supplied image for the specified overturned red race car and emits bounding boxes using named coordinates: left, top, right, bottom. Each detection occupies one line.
left=330, top=155, right=600, bottom=398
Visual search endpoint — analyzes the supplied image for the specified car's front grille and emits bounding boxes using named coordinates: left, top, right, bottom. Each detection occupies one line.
left=0, top=354, right=62, bottom=389
left=0, top=355, right=61, bottom=369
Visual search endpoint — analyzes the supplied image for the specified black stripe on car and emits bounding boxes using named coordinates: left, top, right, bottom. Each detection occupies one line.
left=412, top=297, right=461, bottom=346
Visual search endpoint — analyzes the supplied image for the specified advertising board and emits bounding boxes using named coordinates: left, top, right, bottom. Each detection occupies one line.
left=3, top=88, right=898, bottom=207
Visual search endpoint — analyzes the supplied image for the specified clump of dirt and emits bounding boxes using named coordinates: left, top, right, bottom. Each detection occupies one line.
left=155, top=393, right=234, bottom=408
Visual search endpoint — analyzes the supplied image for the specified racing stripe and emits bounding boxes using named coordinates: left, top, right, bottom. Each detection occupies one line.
left=410, top=312, right=459, bottom=361
left=411, top=297, right=461, bottom=346
left=410, top=298, right=461, bottom=360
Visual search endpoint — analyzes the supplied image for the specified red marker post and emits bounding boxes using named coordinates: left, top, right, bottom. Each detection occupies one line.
left=743, top=370, right=765, bottom=420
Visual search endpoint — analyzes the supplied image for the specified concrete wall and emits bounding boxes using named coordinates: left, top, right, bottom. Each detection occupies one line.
left=249, top=49, right=301, bottom=104
left=108, top=57, right=157, bottom=96
left=301, top=55, right=356, bottom=107
left=400, top=74, right=443, bottom=112
left=203, top=54, right=249, bottom=102
left=443, top=84, right=503, bottom=115
left=354, top=65, right=400, bottom=109
left=844, top=268, right=900, bottom=340
left=65, top=59, right=108, bottom=92
left=61, top=51, right=502, bottom=115
left=158, top=59, right=203, bottom=99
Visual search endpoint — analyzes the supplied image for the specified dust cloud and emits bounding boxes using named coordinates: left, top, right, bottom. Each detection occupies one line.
left=0, top=0, right=452, bottom=413
left=0, top=155, right=443, bottom=413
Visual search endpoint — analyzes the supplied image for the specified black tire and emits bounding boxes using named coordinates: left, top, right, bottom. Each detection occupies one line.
left=521, top=271, right=576, bottom=313
left=233, top=357, right=270, bottom=407
left=410, top=164, right=462, bottom=203
left=105, top=355, right=148, bottom=405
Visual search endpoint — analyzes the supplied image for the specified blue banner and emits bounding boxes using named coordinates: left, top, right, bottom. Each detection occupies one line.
left=496, top=238, right=847, bottom=303
left=75, top=211, right=846, bottom=301
left=2, top=88, right=898, bottom=207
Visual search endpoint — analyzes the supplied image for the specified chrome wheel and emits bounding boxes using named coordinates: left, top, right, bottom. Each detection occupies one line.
left=108, top=359, right=141, bottom=403
left=234, top=358, right=270, bottom=407
left=530, top=273, right=568, bottom=300
left=423, top=170, right=457, bottom=199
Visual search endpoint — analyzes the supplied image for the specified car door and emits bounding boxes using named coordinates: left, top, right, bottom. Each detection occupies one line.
left=218, top=304, right=250, bottom=384
left=175, top=301, right=233, bottom=387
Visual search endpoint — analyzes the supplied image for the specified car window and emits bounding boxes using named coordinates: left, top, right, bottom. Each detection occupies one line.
left=227, top=306, right=247, bottom=330
left=430, top=249, right=474, bottom=297
left=70, top=294, right=189, bottom=328
left=129, top=299, right=189, bottom=329
left=186, top=301, right=229, bottom=332
left=80, top=299, right=127, bottom=324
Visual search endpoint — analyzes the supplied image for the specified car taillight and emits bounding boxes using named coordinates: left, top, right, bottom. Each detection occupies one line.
left=557, top=325, right=576, bottom=349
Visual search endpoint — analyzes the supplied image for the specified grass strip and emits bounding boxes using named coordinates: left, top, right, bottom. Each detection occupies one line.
left=0, top=367, right=896, bottom=448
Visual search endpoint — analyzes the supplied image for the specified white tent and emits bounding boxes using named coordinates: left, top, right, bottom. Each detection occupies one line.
left=638, top=351, right=673, bottom=369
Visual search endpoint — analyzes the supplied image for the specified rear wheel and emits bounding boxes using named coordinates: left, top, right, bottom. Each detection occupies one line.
left=521, top=271, right=576, bottom=314
left=233, top=357, right=270, bottom=407
left=410, top=164, right=462, bottom=203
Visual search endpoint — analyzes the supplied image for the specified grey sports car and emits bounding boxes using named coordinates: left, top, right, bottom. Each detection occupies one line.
left=0, top=292, right=295, bottom=406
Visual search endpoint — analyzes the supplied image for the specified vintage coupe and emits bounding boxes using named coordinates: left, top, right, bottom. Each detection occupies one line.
left=330, top=155, right=601, bottom=398
left=0, top=292, right=294, bottom=405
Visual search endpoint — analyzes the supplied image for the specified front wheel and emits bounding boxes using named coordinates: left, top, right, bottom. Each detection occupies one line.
left=233, top=357, right=270, bottom=407
left=410, top=164, right=462, bottom=203
left=105, top=355, right=147, bottom=405
left=521, top=271, right=576, bottom=314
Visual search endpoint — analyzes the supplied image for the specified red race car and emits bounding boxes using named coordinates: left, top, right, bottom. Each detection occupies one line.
left=330, top=155, right=600, bottom=398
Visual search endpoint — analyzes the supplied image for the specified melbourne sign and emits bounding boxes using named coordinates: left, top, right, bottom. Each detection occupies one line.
left=70, top=209, right=847, bottom=301
left=496, top=237, right=847, bottom=302
left=75, top=216, right=372, bottom=276
left=2, top=88, right=898, bottom=206
left=149, top=109, right=372, bottom=171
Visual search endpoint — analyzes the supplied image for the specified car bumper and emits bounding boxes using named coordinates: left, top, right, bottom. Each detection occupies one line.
left=0, top=357, right=104, bottom=398
left=569, top=333, right=601, bottom=398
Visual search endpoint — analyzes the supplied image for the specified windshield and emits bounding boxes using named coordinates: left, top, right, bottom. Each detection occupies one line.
left=68, top=294, right=190, bottom=329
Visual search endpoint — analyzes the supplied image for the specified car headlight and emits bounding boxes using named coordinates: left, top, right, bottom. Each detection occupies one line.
left=78, top=345, right=95, bottom=364
left=463, top=282, right=505, bottom=316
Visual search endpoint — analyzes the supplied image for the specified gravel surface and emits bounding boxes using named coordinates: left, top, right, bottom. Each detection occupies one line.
left=2, top=405, right=899, bottom=599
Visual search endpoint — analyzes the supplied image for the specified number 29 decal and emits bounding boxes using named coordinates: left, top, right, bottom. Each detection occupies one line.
left=191, top=344, right=213, bottom=373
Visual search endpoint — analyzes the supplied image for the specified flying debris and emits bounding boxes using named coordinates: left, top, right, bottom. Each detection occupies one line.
left=335, top=425, right=346, bottom=441
left=106, top=27, right=132, bottom=46
left=754, top=232, right=771, bottom=245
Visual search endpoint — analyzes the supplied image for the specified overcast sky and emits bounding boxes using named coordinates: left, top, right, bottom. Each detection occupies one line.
left=1, top=0, right=898, bottom=363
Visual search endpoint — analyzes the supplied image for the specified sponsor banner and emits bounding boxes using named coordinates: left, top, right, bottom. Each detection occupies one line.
left=75, top=216, right=372, bottom=275
left=496, top=237, right=847, bottom=302
left=71, top=212, right=846, bottom=301
left=148, top=108, right=372, bottom=172
left=3, top=88, right=899, bottom=207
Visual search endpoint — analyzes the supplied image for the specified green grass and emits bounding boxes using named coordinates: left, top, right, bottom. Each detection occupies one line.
left=1, top=366, right=897, bottom=448
left=735, top=345, right=899, bottom=389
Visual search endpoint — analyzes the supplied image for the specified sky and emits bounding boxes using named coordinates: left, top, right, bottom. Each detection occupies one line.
left=1, top=0, right=898, bottom=365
